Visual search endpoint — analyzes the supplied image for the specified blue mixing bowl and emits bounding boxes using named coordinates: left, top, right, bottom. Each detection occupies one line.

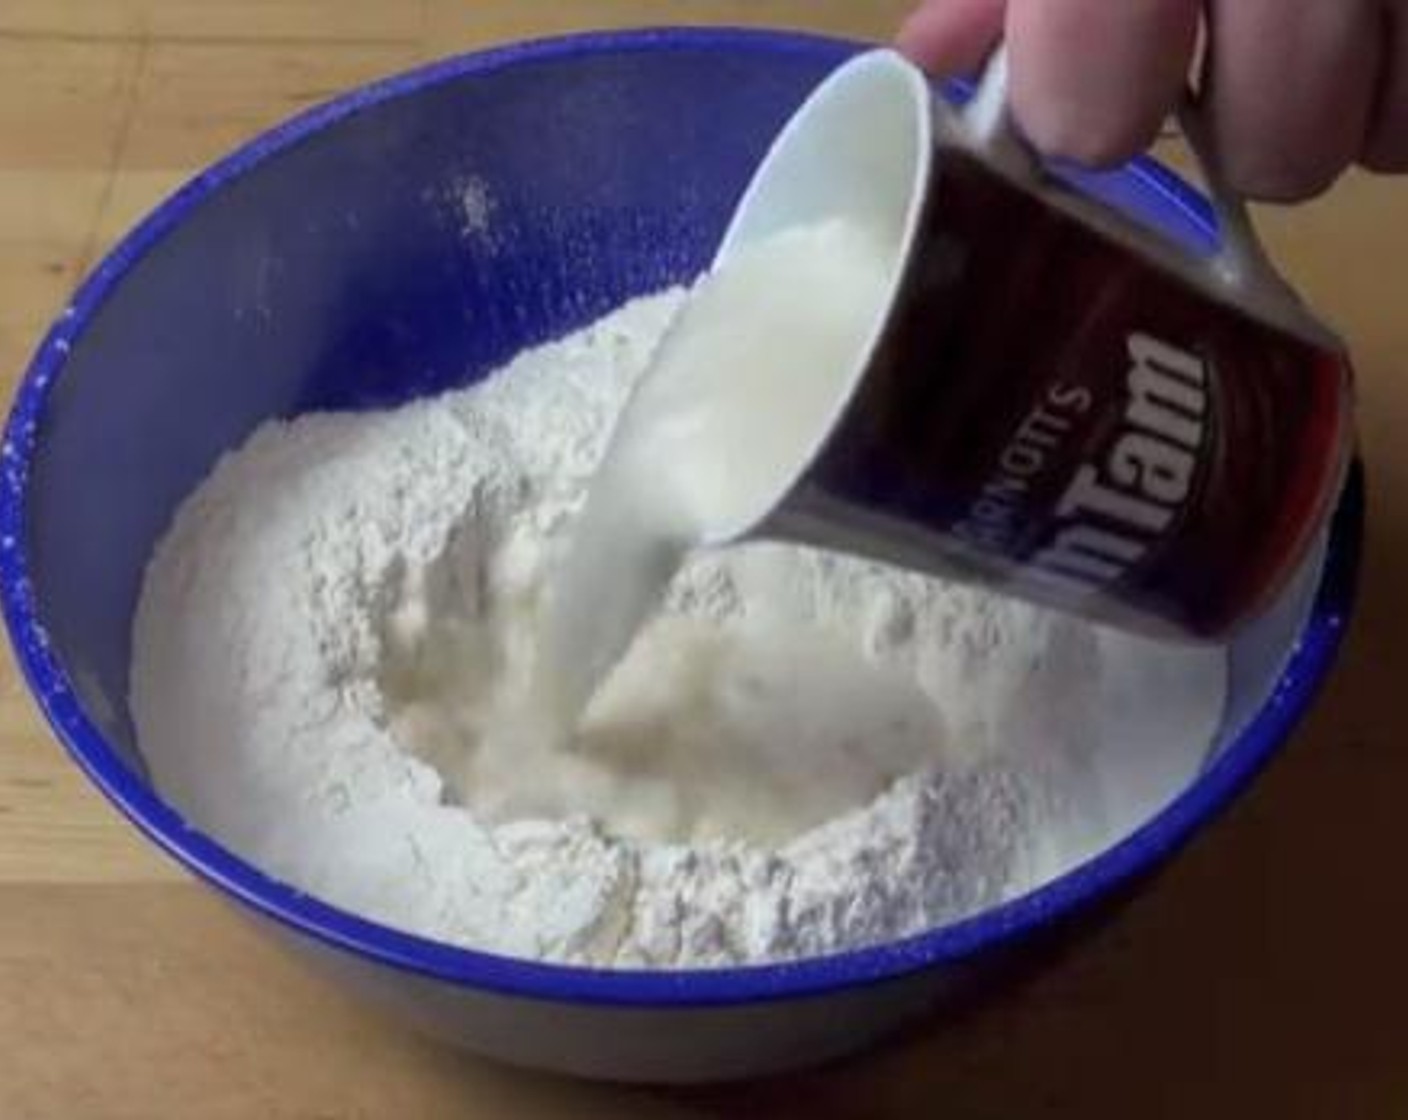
left=0, top=28, right=1361, bottom=1083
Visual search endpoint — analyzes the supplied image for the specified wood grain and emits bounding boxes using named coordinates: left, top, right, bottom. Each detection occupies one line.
left=2, top=2, right=1406, bottom=1117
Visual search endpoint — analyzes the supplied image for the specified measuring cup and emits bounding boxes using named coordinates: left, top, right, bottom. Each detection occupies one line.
left=712, top=48, right=1354, bottom=640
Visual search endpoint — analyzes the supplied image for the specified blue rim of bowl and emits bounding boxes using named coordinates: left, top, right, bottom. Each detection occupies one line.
left=0, top=27, right=1363, bottom=1008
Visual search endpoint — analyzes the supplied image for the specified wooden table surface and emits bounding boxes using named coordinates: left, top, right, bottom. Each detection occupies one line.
left=3, top=2, right=1407, bottom=1117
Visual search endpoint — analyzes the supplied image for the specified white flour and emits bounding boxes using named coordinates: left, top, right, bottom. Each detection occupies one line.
left=131, top=292, right=1225, bottom=968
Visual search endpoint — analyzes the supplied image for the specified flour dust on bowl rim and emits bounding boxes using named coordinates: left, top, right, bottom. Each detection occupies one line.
left=0, top=28, right=1361, bottom=1083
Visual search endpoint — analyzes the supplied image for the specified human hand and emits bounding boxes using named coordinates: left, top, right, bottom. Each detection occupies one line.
left=898, top=0, right=1408, bottom=201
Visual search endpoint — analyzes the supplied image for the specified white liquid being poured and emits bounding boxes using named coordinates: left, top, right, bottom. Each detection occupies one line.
left=541, top=217, right=896, bottom=729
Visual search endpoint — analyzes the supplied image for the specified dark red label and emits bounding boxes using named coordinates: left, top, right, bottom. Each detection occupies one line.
left=806, top=147, right=1349, bottom=639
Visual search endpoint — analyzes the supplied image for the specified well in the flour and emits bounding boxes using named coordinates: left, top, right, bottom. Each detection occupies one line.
left=130, top=290, right=1226, bottom=969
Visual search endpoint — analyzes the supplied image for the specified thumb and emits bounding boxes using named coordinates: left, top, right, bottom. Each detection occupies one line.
left=897, top=0, right=1006, bottom=75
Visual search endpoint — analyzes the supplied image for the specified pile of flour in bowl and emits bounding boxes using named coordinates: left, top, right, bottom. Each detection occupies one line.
left=130, top=291, right=1226, bottom=969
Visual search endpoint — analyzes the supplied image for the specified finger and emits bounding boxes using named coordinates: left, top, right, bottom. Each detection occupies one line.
left=1363, top=6, right=1408, bottom=172
left=1207, top=0, right=1380, bottom=201
left=896, top=0, right=1005, bottom=76
left=1006, top=0, right=1200, bottom=166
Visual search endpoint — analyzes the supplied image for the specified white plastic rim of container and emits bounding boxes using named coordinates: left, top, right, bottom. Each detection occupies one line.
left=700, top=48, right=934, bottom=542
